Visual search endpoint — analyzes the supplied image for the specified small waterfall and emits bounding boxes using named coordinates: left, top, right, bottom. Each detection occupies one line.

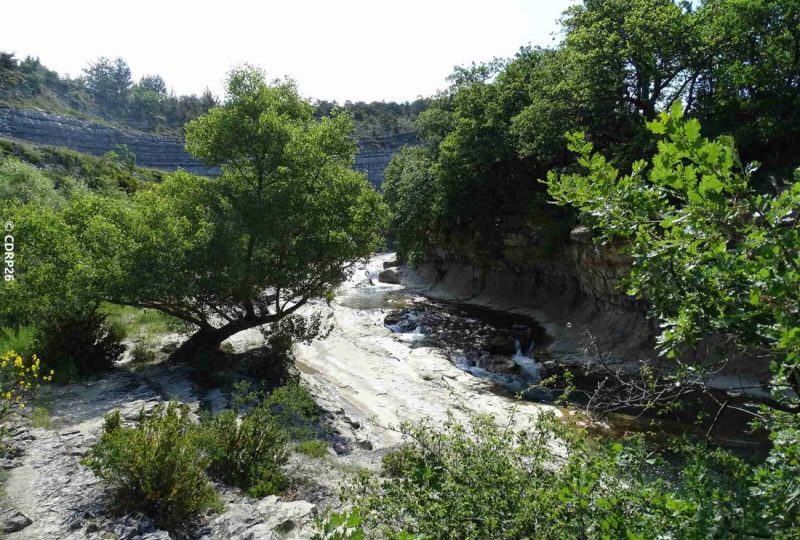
left=512, top=339, right=541, bottom=380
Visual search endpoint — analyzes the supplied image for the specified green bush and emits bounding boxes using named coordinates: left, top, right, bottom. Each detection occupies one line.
left=82, top=402, right=220, bottom=528
left=199, top=403, right=289, bottom=497
left=265, top=382, right=324, bottom=441
left=34, top=313, right=124, bottom=377
left=0, top=157, right=63, bottom=206
left=333, top=411, right=795, bottom=540
left=296, top=439, right=329, bottom=458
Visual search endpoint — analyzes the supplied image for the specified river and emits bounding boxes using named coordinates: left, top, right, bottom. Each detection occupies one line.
left=229, top=253, right=766, bottom=454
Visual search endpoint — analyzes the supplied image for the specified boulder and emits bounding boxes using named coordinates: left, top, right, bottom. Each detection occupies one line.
left=569, top=225, right=592, bottom=243
left=0, top=509, right=32, bottom=533
left=480, top=355, right=521, bottom=374
left=384, top=311, right=405, bottom=326
left=488, top=334, right=517, bottom=356
left=383, top=258, right=399, bottom=269
left=378, top=267, right=402, bottom=284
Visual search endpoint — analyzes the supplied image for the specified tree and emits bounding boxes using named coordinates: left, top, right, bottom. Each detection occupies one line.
left=545, top=104, right=800, bottom=411
left=0, top=52, right=20, bottom=88
left=199, top=87, right=218, bottom=111
left=82, top=57, right=132, bottom=113
left=138, top=74, right=167, bottom=96
left=88, top=67, right=385, bottom=362
left=382, top=147, right=436, bottom=262
left=693, top=0, right=800, bottom=177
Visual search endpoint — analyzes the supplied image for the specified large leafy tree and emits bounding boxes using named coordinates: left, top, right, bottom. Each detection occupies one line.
left=544, top=105, right=800, bottom=531
left=694, top=0, right=800, bottom=175
left=2, top=67, right=387, bottom=361
left=382, top=146, right=436, bottom=262
left=546, top=105, right=800, bottom=410
left=123, top=67, right=386, bottom=358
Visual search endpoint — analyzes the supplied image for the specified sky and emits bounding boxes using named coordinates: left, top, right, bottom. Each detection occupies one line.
left=1, top=0, right=574, bottom=103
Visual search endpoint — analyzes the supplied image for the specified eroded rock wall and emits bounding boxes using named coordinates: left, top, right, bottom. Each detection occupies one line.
left=402, top=227, right=656, bottom=362
left=355, top=132, right=417, bottom=189
left=0, top=107, right=219, bottom=175
left=0, top=107, right=415, bottom=186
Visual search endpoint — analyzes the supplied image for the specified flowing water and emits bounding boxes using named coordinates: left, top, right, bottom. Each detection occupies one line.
left=298, top=254, right=768, bottom=455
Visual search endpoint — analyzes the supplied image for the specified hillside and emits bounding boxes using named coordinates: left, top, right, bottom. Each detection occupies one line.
left=0, top=106, right=416, bottom=188
left=0, top=52, right=427, bottom=139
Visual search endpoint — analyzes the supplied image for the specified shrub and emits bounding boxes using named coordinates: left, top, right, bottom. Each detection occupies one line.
left=0, top=157, right=63, bottom=206
left=332, top=411, right=791, bottom=540
left=266, top=382, right=324, bottom=440
left=297, top=439, right=329, bottom=458
left=199, top=403, right=289, bottom=497
left=34, top=313, right=124, bottom=376
left=1, top=351, right=53, bottom=450
left=82, top=402, right=220, bottom=528
left=0, top=351, right=52, bottom=410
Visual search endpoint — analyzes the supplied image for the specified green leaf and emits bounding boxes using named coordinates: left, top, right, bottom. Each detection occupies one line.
left=699, top=174, right=724, bottom=195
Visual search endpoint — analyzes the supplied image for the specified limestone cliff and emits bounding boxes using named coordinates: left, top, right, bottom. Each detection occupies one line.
left=0, top=107, right=218, bottom=175
left=0, top=107, right=414, bottom=187
left=402, top=227, right=655, bottom=363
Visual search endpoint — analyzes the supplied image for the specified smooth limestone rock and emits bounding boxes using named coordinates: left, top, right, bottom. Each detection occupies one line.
left=378, top=267, right=402, bottom=284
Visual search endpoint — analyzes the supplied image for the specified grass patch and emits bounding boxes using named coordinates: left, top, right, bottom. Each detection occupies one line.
left=0, top=469, right=8, bottom=499
left=31, top=406, right=54, bottom=429
left=130, top=343, right=157, bottom=364
left=0, top=326, right=36, bottom=355
left=296, top=439, right=329, bottom=458
left=100, top=303, right=185, bottom=344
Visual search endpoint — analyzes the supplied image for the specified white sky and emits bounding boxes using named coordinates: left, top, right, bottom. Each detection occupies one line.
left=1, top=0, right=573, bottom=103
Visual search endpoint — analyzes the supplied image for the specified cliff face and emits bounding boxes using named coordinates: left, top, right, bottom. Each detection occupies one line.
left=0, top=107, right=219, bottom=175
left=402, top=227, right=656, bottom=363
left=0, top=107, right=414, bottom=187
left=355, top=132, right=418, bottom=189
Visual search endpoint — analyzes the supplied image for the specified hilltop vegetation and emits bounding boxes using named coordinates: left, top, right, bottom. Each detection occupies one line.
left=0, top=54, right=217, bottom=135
left=0, top=53, right=427, bottom=138
left=315, top=99, right=428, bottom=139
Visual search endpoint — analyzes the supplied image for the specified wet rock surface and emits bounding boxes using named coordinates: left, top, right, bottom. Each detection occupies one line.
left=378, top=266, right=402, bottom=284
left=382, top=297, right=561, bottom=396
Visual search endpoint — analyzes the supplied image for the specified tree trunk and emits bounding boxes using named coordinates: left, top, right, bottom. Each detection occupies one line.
left=169, top=322, right=250, bottom=363
left=166, top=298, right=308, bottom=364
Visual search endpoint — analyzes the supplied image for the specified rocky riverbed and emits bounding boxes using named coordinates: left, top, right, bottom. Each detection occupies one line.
left=0, top=359, right=389, bottom=540
left=1, top=252, right=767, bottom=538
left=1, top=253, right=560, bottom=539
